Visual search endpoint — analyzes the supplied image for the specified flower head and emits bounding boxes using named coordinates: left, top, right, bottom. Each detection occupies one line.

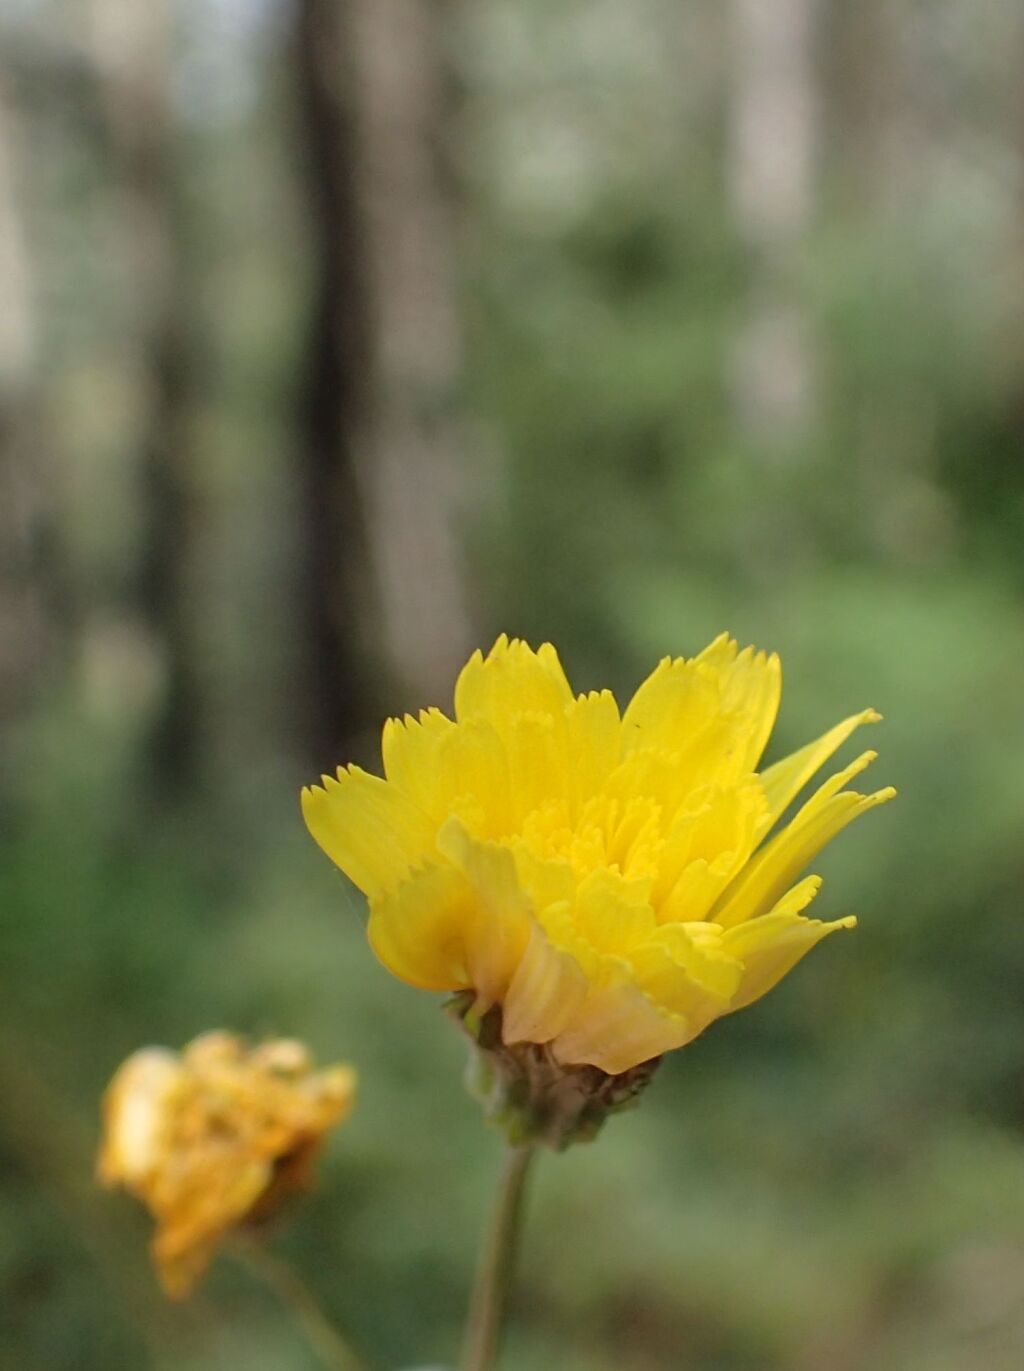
left=303, top=634, right=892, bottom=1085
left=97, top=1032, right=356, bottom=1296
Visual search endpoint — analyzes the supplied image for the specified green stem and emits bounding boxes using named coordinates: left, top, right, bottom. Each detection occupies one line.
left=230, top=1234, right=369, bottom=1371
left=459, top=1144, right=536, bottom=1371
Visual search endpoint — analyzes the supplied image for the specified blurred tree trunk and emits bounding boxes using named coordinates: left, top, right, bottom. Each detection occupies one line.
left=728, top=0, right=819, bottom=450
left=822, top=0, right=889, bottom=210
left=0, top=76, right=61, bottom=747
left=294, top=0, right=472, bottom=767
left=294, top=0, right=378, bottom=765
left=88, top=0, right=201, bottom=795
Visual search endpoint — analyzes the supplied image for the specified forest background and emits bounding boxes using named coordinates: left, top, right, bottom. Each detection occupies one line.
left=2, top=2, right=1024, bottom=1369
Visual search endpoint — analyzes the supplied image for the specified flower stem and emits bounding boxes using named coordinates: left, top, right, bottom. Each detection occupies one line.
left=459, top=1144, right=536, bottom=1371
left=230, top=1234, right=369, bottom=1371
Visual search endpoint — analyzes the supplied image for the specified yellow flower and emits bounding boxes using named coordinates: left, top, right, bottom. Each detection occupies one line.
left=303, top=635, right=893, bottom=1079
left=97, top=1032, right=356, bottom=1296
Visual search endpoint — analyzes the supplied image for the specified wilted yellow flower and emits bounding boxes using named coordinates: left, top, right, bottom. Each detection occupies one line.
left=304, top=634, right=892, bottom=1084
left=98, top=1032, right=356, bottom=1296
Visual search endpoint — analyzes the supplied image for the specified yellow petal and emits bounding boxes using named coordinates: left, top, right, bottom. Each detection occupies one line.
left=551, top=981, right=693, bottom=1074
left=153, top=1155, right=271, bottom=1296
left=695, top=637, right=782, bottom=776
left=573, top=867, right=657, bottom=956
left=759, top=708, right=882, bottom=825
left=437, top=817, right=531, bottom=1007
left=381, top=708, right=456, bottom=814
left=505, top=710, right=568, bottom=828
left=301, top=767, right=436, bottom=900
left=691, top=631, right=737, bottom=673
left=655, top=921, right=745, bottom=1002
left=509, top=841, right=575, bottom=911
left=454, top=636, right=573, bottom=729
left=382, top=709, right=514, bottom=838
left=654, top=781, right=767, bottom=917
left=502, top=915, right=589, bottom=1045
left=97, top=1049, right=184, bottom=1187
left=628, top=922, right=742, bottom=1019
left=659, top=853, right=737, bottom=924
left=154, top=1230, right=222, bottom=1300
left=723, top=881, right=855, bottom=1011
left=710, top=752, right=895, bottom=929
left=602, top=745, right=693, bottom=818
left=621, top=656, right=719, bottom=758
left=565, top=689, right=621, bottom=819
left=436, top=718, right=511, bottom=837
left=602, top=796, right=662, bottom=881
left=368, top=865, right=474, bottom=991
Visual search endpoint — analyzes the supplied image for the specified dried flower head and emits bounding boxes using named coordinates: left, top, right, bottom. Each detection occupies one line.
left=303, top=635, right=892, bottom=1141
left=97, top=1032, right=356, bottom=1295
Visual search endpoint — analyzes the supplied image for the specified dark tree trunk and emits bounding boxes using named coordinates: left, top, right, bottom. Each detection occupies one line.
left=292, top=0, right=474, bottom=770
left=294, top=0, right=380, bottom=767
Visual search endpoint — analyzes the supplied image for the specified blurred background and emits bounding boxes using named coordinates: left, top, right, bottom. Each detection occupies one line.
left=2, top=0, right=1024, bottom=1367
